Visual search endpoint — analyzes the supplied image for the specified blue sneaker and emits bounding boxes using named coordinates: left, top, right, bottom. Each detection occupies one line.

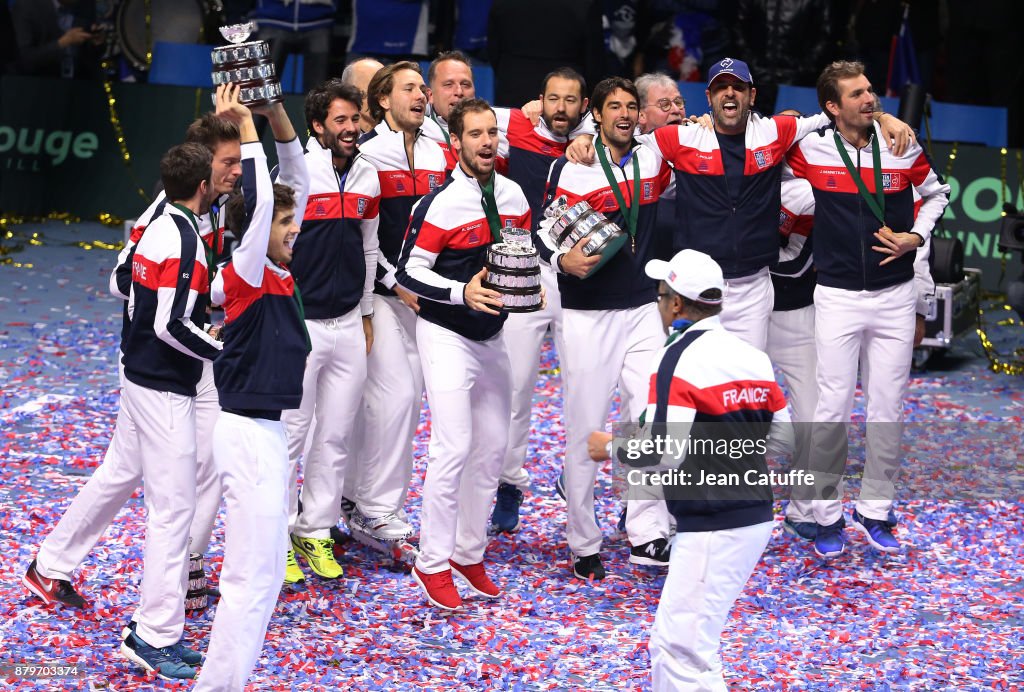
left=120, top=631, right=197, bottom=681
left=491, top=483, right=524, bottom=533
left=121, top=621, right=203, bottom=666
left=782, top=517, right=817, bottom=541
left=814, top=518, right=847, bottom=558
left=852, top=510, right=901, bottom=554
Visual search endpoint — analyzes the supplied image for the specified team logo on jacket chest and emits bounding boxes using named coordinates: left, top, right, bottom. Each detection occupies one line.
left=464, top=221, right=483, bottom=245
left=753, top=148, right=773, bottom=170
left=357, top=198, right=367, bottom=216
left=881, top=172, right=901, bottom=191
left=310, top=195, right=330, bottom=217
left=642, top=181, right=654, bottom=200
left=428, top=174, right=441, bottom=190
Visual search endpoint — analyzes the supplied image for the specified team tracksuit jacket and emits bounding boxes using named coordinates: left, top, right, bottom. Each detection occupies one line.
left=785, top=121, right=950, bottom=291
left=123, top=205, right=222, bottom=396
left=538, top=140, right=672, bottom=309
left=292, top=138, right=380, bottom=319
left=358, top=120, right=449, bottom=297
left=396, top=165, right=531, bottom=339
left=640, top=112, right=829, bottom=278
left=640, top=316, right=793, bottom=532
left=211, top=141, right=311, bottom=416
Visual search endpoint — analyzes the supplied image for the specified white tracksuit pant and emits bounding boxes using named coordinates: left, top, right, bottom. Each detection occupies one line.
left=650, top=521, right=774, bottom=691
left=811, top=281, right=916, bottom=525
left=499, top=265, right=564, bottom=488
left=353, top=294, right=423, bottom=518
left=196, top=412, right=289, bottom=692
left=719, top=268, right=774, bottom=351
left=122, top=379, right=198, bottom=648
left=37, top=361, right=221, bottom=582
left=414, top=319, right=511, bottom=573
left=284, top=309, right=367, bottom=539
left=766, top=304, right=817, bottom=524
left=561, top=304, right=670, bottom=557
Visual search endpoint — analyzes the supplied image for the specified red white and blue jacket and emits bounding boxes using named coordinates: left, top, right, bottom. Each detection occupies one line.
left=396, top=165, right=531, bottom=341
left=641, top=317, right=793, bottom=532
left=773, top=167, right=937, bottom=315
left=211, top=141, right=311, bottom=416
left=772, top=172, right=816, bottom=312
left=358, top=120, right=449, bottom=297
left=538, top=139, right=672, bottom=310
left=503, top=109, right=580, bottom=222
left=292, top=139, right=379, bottom=319
left=786, top=121, right=949, bottom=292
left=642, top=112, right=829, bottom=279
left=122, top=204, right=222, bottom=396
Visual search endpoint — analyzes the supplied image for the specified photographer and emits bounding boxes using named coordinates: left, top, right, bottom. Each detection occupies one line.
left=11, top=0, right=105, bottom=79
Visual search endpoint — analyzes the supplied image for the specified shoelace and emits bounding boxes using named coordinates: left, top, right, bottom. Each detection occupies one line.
left=286, top=550, right=299, bottom=567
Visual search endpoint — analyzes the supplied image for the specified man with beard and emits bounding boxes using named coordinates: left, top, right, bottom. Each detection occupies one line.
left=489, top=67, right=589, bottom=533
left=537, top=77, right=674, bottom=579
left=341, top=57, right=385, bottom=133
left=282, top=80, right=381, bottom=582
left=568, top=58, right=914, bottom=351
left=396, top=98, right=531, bottom=610
left=356, top=62, right=449, bottom=550
left=786, top=61, right=949, bottom=558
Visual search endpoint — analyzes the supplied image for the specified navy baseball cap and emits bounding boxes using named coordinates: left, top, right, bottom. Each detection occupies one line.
left=707, top=58, right=753, bottom=88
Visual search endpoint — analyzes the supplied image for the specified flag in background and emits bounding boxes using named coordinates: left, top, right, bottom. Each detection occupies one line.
left=886, top=2, right=921, bottom=96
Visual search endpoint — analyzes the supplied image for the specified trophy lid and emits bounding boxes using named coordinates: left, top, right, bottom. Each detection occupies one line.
left=220, top=21, right=256, bottom=44
left=499, top=227, right=533, bottom=249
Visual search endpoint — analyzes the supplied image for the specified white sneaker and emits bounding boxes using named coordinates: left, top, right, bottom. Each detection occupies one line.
left=351, top=511, right=413, bottom=541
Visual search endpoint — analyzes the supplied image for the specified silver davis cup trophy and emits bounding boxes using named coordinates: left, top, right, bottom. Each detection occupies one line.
left=484, top=228, right=543, bottom=312
left=546, top=195, right=627, bottom=278
left=211, top=22, right=283, bottom=107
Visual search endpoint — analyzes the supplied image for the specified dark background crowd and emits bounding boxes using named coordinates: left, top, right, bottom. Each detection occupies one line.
left=0, top=0, right=1021, bottom=146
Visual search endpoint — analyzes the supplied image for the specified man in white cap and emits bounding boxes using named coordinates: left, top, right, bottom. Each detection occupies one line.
left=589, top=249, right=794, bottom=691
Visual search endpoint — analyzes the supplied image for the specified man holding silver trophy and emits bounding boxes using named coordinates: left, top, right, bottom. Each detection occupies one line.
left=537, top=77, right=676, bottom=580
left=396, top=98, right=533, bottom=610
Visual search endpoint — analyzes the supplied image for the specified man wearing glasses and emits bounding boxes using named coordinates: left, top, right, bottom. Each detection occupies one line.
left=636, top=73, right=686, bottom=264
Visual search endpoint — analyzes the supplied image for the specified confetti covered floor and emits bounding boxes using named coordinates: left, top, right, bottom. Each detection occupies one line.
left=2, top=221, right=1023, bottom=691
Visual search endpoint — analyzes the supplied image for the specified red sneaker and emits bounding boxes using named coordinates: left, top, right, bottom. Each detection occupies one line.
left=23, top=559, right=86, bottom=608
left=412, top=567, right=463, bottom=610
left=449, top=560, right=501, bottom=598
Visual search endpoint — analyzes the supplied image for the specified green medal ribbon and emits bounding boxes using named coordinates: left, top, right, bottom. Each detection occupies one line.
left=834, top=131, right=885, bottom=225
left=171, top=202, right=216, bottom=280
left=429, top=110, right=451, bottom=146
left=595, top=135, right=641, bottom=251
left=480, top=173, right=503, bottom=240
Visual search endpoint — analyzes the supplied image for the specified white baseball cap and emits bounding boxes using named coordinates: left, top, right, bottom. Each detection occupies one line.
left=645, top=249, right=725, bottom=304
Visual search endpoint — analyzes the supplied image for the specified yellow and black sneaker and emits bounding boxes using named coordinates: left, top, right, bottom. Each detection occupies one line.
left=284, top=548, right=305, bottom=584
left=290, top=535, right=343, bottom=579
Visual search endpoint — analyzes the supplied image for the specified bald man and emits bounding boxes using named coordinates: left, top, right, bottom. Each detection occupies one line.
left=342, top=57, right=385, bottom=133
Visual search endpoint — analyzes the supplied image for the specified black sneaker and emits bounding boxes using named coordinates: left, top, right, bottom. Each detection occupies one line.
left=629, top=538, right=671, bottom=567
left=572, top=552, right=606, bottom=580
left=22, top=559, right=86, bottom=608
